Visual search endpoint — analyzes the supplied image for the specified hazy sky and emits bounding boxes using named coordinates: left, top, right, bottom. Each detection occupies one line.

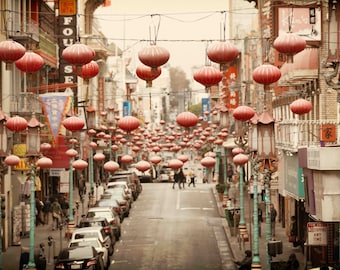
left=93, top=1, right=256, bottom=75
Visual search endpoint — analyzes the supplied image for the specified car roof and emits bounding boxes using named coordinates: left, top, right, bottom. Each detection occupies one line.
left=73, top=226, right=104, bottom=232
left=69, top=237, right=101, bottom=244
left=80, top=217, right=108, bottom=222
left=88, top=206, right=114, bottom=211
left=107, top=181, right=128, bottom=186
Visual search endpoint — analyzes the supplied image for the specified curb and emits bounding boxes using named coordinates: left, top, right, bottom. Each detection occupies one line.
left=211, top=187, right=239, bottom=270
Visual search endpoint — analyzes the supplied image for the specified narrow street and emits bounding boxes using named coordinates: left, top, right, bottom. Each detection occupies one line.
left=109, top=183, right=235, bottom=270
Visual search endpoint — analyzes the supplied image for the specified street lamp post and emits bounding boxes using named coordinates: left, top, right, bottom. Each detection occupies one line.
left=86, top=107, right=97, bottom=206
left=233, top=120, right=249, bottom=245
left=26, top=113, right=41, bottom=270
left=255, top=109, right=277, bottom=270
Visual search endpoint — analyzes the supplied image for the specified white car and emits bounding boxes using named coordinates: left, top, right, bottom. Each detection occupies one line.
left=70, top=226, right=114, bottom=256
left=68, top=237, right=110, bottom=269
left=107, top=181, right=133, bottom=201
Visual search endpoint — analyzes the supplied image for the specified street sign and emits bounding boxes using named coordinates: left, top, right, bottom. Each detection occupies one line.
left=307, top=222, right=327, bottom=246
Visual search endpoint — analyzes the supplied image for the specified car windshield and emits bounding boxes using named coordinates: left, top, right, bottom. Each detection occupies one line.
left=108, top=184, right=126, bottom=189
left=86, top=211, right=112, bottom=220
left=80, top=221, right=105, bottom=227
left=74, top=232, right=99, bottom=239
left=70, top=240, right=100, bottom=248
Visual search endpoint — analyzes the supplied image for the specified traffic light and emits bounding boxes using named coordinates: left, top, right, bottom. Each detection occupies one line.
left=0, top=194, right=5, bottom=219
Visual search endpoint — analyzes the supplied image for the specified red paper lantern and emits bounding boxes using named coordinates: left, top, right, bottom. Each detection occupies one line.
left=0, top=40, right=26, bottom=63
left=66, top=149, right=78, bottom=158
left=40, top=143, right=52, bottom=152
left=252, top=64, right=281, bottom=85
left=37, top=157, right=53, bottom=168
left=167, top=159, right=183, bottom=170
left=117, top=116, right=140, bottom=132
left=93, top=153, right=105, bottom=162
left=177, top=154, right=189, bottom=163
left=62, top=43, right=95, bottom=66
left=62, top=116, right=85, bottom=131
left=176, top=112, right=198, bottom=128
left=273, top=32, right=306, bottom=63
left=4, top=155, right=20, bottom=166
left=201, top=156, right=216, bottom=167
left=207, top=41, right=239, bottom=65
left=121, top=154, right=133, bottom=164
left=233, top=153, right=249, bottom=166
left=214, top=138, right=223, bottom=146
left=138, top=45, right=170, bottom=68
left=290, top=98, right=312, bottom=115
left=73, top=60, right=99, bottom=80
left=15, top=51, right=44, bottom=73
left=103, top=160, right=119, bottom=172
left=233, top=106, right=255, bottom=121
left=232, top=147, right=245, bottom=156
left=149, top=155, right=162, bottom=165
left=193, top=66, right=223, bottom=88
left=135, top=160, right=151, bottom=172
left=73, top=159, right=88, bottom=170
left=111, top=145, right=119, bottom=152
left=136, top=65, right=161, bottom=87
left=6, top=115, right=28, bottom=132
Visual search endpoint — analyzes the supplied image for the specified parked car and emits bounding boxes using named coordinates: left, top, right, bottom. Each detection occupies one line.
left=86, top=207, right=121, bottom=241
left=108, top=174, right=139, bottom=200
left=107, top=181, right=133, bottom=201
left=78, top=217, right=115, bottom=243
left=158, top=167, right=174, bottom=182
left=101, top=190, right=131, bottom=217
left=68, top=237, right=110, bottom=269
left=95, top=198, right=124, bottom=222
left=70, top=226, right=114, bottom=256
left=54, top=246, right=105, bottom=270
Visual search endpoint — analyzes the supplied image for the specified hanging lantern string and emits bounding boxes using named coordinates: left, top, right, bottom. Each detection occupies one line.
left=219, top=11, right=227, bottom=41
left=148, top=14, right=161, bottom=45
left=288, top=6, right=294, bottom=32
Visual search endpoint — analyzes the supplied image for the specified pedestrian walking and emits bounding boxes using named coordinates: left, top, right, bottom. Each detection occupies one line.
left=286, top=253, right=299, bottom=270
left=270, top=203, right=277, bottom=238
left=289, top=215, right=299, bottom=247
left=233, top=250, right=252, bottom=270
left=51, top=198, right=63, bottom=230
left=172, top=169, right=182, bottom=189
left=42, top=197, right=51, bottom=225
left=178, top=168, right=186, bottom=189
left=59, top=196, right=69, bottom=218
left=188, top=169, right=196, bottom=187
left=35, top=198, right=45, bottom=226
left=78, top=174, right=86, bottom=197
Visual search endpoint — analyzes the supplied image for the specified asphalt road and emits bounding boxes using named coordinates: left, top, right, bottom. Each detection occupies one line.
left=109, top=183, right=234, bottom=270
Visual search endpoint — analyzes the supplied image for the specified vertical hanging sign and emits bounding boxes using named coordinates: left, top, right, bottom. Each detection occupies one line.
left=58, top=0, right=77, bottom=93
left=201, top=98, right=210, bottom=122
left=123, top=101, right=131, bottom=116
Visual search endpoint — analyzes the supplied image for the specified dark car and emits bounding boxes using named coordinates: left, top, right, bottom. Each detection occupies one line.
left=78, top=217, right=115, bottom=244
left=54, top=246, right=104, bottom=270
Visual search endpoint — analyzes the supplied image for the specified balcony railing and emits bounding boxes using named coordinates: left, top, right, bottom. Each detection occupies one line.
left=10, top=92, right=42, bottom=114
left=276, top=120, right=338, bottom=151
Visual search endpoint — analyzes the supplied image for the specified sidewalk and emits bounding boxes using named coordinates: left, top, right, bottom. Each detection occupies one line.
left=213, top=187, right=306, bottom=270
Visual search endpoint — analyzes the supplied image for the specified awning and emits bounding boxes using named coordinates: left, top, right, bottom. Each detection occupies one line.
left=279, top=48, right=318, bottom=86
